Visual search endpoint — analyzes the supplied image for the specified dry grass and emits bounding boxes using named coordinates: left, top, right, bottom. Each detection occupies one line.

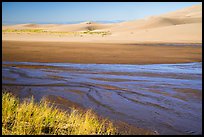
left=2, top=92, right=117, bottom=135
left=2, top=29, right=44, bottom=33
left=2, top=29, right=111, bottom=36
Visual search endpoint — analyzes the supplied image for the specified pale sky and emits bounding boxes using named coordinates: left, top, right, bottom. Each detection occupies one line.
left=2, top=2, right=202, bottom=24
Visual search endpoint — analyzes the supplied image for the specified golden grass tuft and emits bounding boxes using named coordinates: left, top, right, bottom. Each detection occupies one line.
left=2, top=92, right=117, bottom=135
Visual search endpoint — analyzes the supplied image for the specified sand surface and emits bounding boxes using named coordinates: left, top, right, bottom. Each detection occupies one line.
left=2, top=41, right=202, bottom=64
left=2, top=62, right=202, bottom=134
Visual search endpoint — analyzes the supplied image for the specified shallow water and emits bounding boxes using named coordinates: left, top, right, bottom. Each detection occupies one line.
left=2, top=61, right=202, bottom=135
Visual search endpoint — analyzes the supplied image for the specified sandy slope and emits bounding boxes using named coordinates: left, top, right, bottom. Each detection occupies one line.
left=2, top=4, right=202, bottom=43
left=108, top=4, right=202, bottom=43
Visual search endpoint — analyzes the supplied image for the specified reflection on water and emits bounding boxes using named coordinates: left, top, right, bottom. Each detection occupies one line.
left=2, top=61, right=202, bottom=135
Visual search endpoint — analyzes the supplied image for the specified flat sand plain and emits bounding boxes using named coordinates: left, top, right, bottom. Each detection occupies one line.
left=2, top=41, right=202, bottom=64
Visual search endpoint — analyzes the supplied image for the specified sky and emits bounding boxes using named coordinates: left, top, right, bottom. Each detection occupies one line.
left=2, top=2, right=202, bottom=24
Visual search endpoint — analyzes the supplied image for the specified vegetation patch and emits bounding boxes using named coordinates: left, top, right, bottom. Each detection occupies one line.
left=2, top=92, right=117, bottom=135
left=2, top=29, right=111, bottom=36
left=2, top=29, right=44, bottom=33
left=82, top=30, right=111, bottom=36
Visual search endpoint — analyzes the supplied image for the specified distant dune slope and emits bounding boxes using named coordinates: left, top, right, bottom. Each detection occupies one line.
left=109, top=4, right=202, bottom=43
left=46, top=22, right=114, bottom=32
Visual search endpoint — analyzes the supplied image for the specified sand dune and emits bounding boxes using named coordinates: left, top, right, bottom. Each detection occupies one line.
left=2, top=4, right=202, bottom=43
left=2, top=22, right=113, bottom=32
left=110, top=4, right=201, bottom=33
left=46, top=21, right=113, bottom=32
left=161, top=4, right=202, bottom=18
left=2, top=23, right=60, bottom=30
left=116, top=23, right=202, bottom=43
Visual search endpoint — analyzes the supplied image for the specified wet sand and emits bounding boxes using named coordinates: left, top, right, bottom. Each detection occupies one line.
left=2, top=40, right=202, bottom=64
left=2, top=86, right=156, bottom=135
left=2, top=62, right=202, bottom=135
